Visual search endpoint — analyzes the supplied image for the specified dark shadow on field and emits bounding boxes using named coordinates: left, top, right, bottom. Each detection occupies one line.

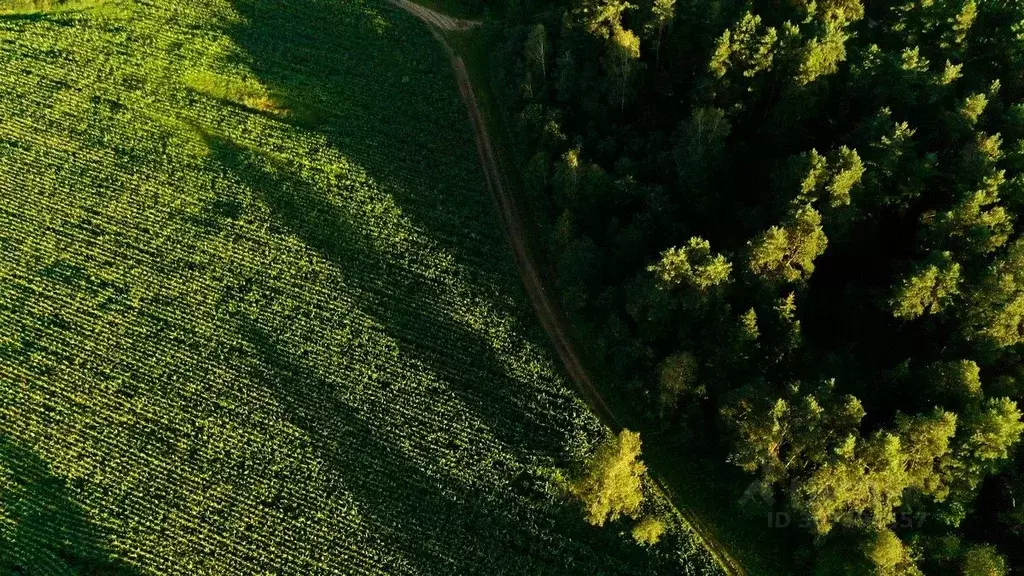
left=0, top=435, right=141, bottom=576
left=222, top=0, right=511, bottom=292
left=204, top=136, right=672, bottom=571
left=195, top=1, right=695, bottom=564
left=203, top=133, right=565, bottom=458
left=207, top=0, right=574, bottom=456
left=210, top=0, right=574, bottom=454
left=0, top=12, right=46, bottom=21
left=240, top=318, right=682, bottom=575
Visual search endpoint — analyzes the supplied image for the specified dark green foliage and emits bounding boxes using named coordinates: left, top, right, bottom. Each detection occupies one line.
left=493, top=0, right=1024, bottom=570
left=0, top=437, right=140, bottom=576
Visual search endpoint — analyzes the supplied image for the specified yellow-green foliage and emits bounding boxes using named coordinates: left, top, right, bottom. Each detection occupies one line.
left=865, top=529, right=903, bottom=570
left=648, top=237, right=732, bottom=292
left=631, top=516, right=666, bottom=547
left=0, top=0, right=721, bottom=573
left=747, top=204, right=828, bottom=284
left=962, top=544, right=1008, bottom=576
left=890, top=252, right=961, bottom=320
left=183, top=70, right=284, bottom=116
left=0, top=0, right=108, bottom=15
left=863, top=528, right=922, bottom=576
left=571, top=429, right=648, bottom=526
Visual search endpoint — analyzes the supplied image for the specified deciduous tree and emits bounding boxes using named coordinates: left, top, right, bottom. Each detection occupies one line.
left=570, top=430, right=649, bottom=526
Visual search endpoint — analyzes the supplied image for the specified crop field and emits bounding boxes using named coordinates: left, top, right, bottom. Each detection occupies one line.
left=0, top=0, right=719, bottom=574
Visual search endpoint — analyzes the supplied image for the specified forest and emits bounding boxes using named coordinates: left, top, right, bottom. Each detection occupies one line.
left=492, top=0, right=1024, bottom=572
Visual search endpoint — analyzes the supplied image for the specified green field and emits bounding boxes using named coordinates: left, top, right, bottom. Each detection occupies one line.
left=0, top=0, right=719, bottom=573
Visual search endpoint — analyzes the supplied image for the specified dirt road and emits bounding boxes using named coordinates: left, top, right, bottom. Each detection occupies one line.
left=457, top=58, right=750, bottom=576
left=387, top=0, right=619, bottom=427
left=390, top=3, right=747, bottom=575
left=449, top=57, right=622, bottom=428
left=386, top=0, right=479, bottom=31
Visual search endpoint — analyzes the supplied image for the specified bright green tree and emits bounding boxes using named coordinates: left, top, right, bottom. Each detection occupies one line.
left=795, top=22, right=851, bottom=86
left=748, top=204, right=829, bottom=284
left=795, top=409, right=955, bottom=535
left=797, top=431, right=907, bottom=534
left=863, top=528, right=923, bottom=576
left=897, top=409, right=958, bottom=500
left=931, top=171, right=1012, bottom=256
left=961, top=93, right=988, bottom=125
left=962, top=544, right=1007, bottom=576
left=890, top=251, right=961, bottom=320
left=710, top=12, right=778, bottom=79
left=631, top=515, right=666, bottom=546
left=648, top=236, right=731, bottom=292
left=827, top=146, right=865, bottom=207
left=923, top=359, right=983, bottom=408
left=573, top=0, right=633, bottom=40
left=724, top=380, right=865, bottom=486
left=571, top=430, right=648, bottom=526
left=966, top=238, right=1024, bottom=347
left=959, top=398, right=1024, bottom=463
left=933, top=399, right=1024, bottom=526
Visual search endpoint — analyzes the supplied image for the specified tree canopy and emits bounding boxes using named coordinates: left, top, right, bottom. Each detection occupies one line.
left=493, top=0, right=1024, bottom=570
left=570, top=429, right=649, bottom=527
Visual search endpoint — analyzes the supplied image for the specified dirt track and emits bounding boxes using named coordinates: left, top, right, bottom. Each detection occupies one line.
left=449, top=57, right=622, bottom=428
left=386, top=0, right=479, bottom=30
left=390, top=3, right=747, bottom=575
left=387, top=0, right=620, bottom=427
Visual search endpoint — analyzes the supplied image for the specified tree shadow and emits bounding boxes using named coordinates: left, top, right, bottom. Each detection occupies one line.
left=0, top=435, right=142, bottom=576
left=239, top=318, right=684, bottom=575
left=208, top=0, right=575, bottom=452
left=193, top=1, right=708, bottom=572
left=222, top=0, right=510, bottom=288
left=202, top=133, right=568, bottom=457
left=0, top=12, right=47, bottom=21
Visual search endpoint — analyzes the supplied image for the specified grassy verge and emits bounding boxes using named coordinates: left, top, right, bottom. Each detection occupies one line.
left=441, top=28, right=508, bottom=180
left=645, top=438, right=800, bottom=576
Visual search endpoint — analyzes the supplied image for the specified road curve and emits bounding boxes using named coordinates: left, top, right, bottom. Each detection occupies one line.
left=388, top=2, right=748, bottom=575
left=387, top=0, right=480, bottom=30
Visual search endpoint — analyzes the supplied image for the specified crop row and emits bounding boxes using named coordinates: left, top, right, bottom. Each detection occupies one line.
left=0, top=0, right=719, bottom=574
